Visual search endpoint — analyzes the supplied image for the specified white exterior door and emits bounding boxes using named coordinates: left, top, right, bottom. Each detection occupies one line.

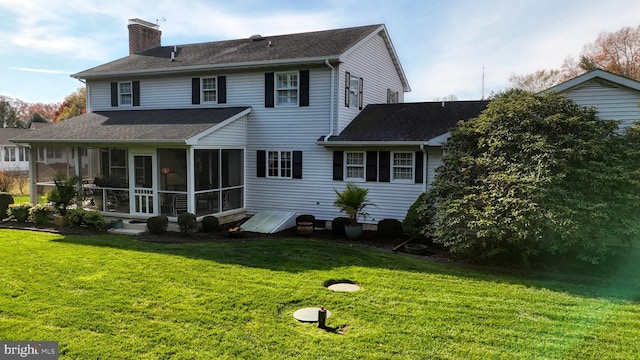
left=130, top=154, right=156, bottom=216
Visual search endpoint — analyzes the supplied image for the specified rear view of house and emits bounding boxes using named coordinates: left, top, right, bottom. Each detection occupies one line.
left=12, top=19, right=485, bottom=225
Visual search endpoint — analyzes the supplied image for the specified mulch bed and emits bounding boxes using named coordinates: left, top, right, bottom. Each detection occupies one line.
left=0, top=218, right=451, bottom=260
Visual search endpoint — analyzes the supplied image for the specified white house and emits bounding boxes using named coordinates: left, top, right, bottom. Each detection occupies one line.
left=548, top=69, right=640, bottom=129
left=12, top=19, right=488, bottom=227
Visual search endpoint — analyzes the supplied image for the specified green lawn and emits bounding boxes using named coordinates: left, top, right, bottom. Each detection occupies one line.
left=1, top=229, right=639, bottom=359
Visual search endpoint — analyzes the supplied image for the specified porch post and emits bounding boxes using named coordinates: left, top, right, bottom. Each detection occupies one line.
left=28, top=146, right=36, bottom=205
left=74, top=146, right=82, bottom=208
left=187, top=147, right=195, bottom=214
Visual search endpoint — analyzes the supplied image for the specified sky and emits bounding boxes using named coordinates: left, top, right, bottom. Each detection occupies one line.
left=1, top=0, right=640, bottom=104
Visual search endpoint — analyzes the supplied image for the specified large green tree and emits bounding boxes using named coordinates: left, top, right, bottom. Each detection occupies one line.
left=54, top=88, right=86, bottom=122
left=0, top=100, right=22, bottom=128
left=418, top=89, right=640, bottom=265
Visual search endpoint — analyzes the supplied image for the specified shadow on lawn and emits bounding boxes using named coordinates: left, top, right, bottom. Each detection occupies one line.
left=49, top=231, right=640, bottom=303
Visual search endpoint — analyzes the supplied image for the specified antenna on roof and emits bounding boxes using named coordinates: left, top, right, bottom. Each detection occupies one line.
left=481, top=66, right=485, bottom=100
left=156, top=17, right=166, bottom=25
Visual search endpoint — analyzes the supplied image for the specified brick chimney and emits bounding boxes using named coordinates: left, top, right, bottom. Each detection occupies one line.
left=127, top=18, right=161, bottom=55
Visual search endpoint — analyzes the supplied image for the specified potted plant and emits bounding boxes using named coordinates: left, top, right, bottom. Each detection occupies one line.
left=333, top=183, right=375, bottom=239
left=47, top=174, right=80, bottom=226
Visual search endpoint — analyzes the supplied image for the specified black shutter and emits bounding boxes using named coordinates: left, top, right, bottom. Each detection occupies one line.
left=333, top=151, right=344, bottom=180
left=299, top=70, right=309, bottom=106
left=132, top=81, right=140, bottom=106
left=218, top=76, right=226, bottom=104
left=292, top=151, right=302, bottom=179
left=344, top=72, right=350, bottom=107
left=366, top=151, right=378, bottom=182
left=265, top=72, right=274, bottom=108
left=415, top=151, right=424, bottom=183
left=358, top=78, right=364, bottom=110
left=192, top=78, right=200, bottom=105
left=257, top=150, right=266, bottom=178
left=379, top=151, right=390, bottom=182
left=110, top=82, right=118, bottom=107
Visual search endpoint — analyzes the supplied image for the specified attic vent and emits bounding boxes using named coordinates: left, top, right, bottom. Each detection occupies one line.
left=249, top=34, right=264, bottom=41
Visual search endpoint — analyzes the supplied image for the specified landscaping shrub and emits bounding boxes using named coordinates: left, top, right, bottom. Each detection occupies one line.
left=377, top=218, right=404, bottom=239
left=8, top=203, right=31, bottom=222
left=147, top=215, right=168, bottom=235
left=67, top=208, right=85, bottom=227
left=296, top=214, right=315, bottom=225
left=331, top=217, right=350, bottom=236
left=403, top=192, right=436, bottom=240
left=82, top=211, right=106, bottom=231
left=201, top=215, right=220, bottom=232
left=0, top=172, right=14, bottom=193
left=178, top=212, right=197, bottom=236
left=28, top=204, right=51, bottom=225
left=0, top=192, right=14, bottom=219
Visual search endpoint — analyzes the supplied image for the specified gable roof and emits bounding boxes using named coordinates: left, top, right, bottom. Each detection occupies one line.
left=548, top=69, right=640, bottom=93
left=322, top=101, right=489, bottom=146
left=11, top=107, right=250, bottom=145
left=72, top=24, right=409, bottom=90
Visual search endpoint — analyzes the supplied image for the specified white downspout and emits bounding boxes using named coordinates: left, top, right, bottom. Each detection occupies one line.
left=324, top=60, right=335, bottom=141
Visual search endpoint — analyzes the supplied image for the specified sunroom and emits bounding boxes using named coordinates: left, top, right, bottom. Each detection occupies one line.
left=12, top=107, right=251, bottom=220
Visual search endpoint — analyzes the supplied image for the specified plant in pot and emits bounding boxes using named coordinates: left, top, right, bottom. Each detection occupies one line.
left=333, top=182, right=375, bottom=239
left=47, top=174, right=80, bottom=226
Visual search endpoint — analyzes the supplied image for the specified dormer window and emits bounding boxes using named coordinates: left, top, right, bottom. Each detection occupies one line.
left=276, top=72, right=299, bottom=106
left=201, top=77, right=217, bottom=103
left=119, top=82, right=132, bottom=106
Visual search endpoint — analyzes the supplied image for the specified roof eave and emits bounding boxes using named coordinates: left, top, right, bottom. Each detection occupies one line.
left=317, top=140, right=428, bottom=147
left=72, top=56, right=342, bottom=80
left=11, top=139, right=188, bottom=145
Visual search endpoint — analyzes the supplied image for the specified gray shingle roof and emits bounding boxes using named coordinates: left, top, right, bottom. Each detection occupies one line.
left=73, top=24, right=384, bottom=78
left=11, top=108, right=250, bottom=144
left=0, top=128, right=32, bottom=145
left=325, top=101, right=489, bottom=143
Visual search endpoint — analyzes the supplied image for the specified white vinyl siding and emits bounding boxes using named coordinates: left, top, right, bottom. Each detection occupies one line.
left=336, top=32, right=405, bottom=134
left=561, top=80, right=640, bottom=131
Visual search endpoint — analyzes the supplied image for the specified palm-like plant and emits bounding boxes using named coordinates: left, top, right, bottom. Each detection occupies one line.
left=333, top=183, right=375, bottom=226
left=47, top=174, right=80, bottom=216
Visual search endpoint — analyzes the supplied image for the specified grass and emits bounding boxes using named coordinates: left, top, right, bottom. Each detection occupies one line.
left=1, top=230, right=640, bottom=359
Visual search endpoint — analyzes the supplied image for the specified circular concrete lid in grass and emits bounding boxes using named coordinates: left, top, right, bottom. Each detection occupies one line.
left=293, top=307, right=332, bottom=322
left=324, top=279, right=362, bottom=292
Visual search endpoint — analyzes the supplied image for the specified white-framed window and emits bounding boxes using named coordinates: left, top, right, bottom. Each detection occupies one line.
left=345, top=72, right=363, bottom=109
left=276, top=72, right=298, bottom=106
left=392, top=152, right=413, bottom=182
left=268, top=150, right=292, bottom=178
left=345, top=151, right=365, bottom=181
left=349, top=75, right=360, bottom=108
left=37, top=148, right=46, bottom=161
left=119, top=81, right=132, bottom=106
left=387, top=89, right=398, bottom=104
left=18, top=147, right=29, bottom=161
left=3, top=147, right=15, bottom=162
left=47, top=148, right=62, bottom=159
left=202, top=77, right=217, bottom=103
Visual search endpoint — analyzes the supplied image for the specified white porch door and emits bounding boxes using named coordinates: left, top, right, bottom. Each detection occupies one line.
left=131, top=154, right=156, bottom=216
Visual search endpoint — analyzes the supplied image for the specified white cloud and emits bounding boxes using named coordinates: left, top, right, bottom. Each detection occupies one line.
left=10, top=67, right=69, bottom=74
